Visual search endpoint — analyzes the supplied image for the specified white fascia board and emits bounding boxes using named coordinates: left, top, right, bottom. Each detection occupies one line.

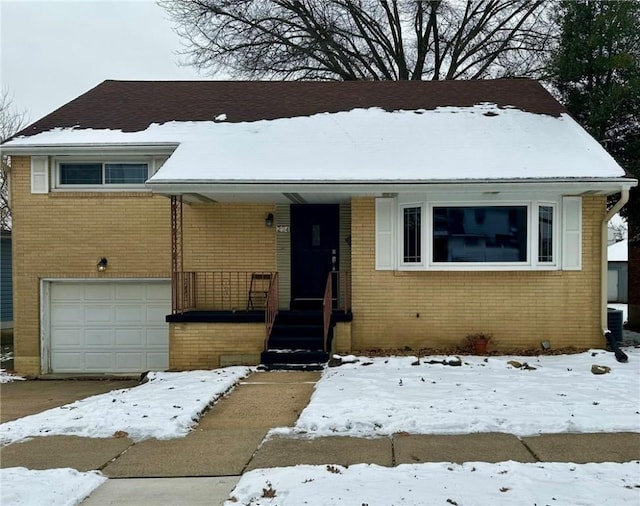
left=0, top=143, right=179, bottom=156
left=146, top=178, right=637, bottom=196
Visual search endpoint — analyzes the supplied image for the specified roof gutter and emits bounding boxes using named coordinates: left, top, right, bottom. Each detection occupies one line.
left=602, top=189, right=630, bottom=338
left=0, top=143, right=179, bottom=155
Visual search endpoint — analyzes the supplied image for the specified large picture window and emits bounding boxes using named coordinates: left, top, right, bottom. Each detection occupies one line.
left=433, top=206, right=528, bottom=263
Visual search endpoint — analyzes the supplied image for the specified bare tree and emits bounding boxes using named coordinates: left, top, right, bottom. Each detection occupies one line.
left=608, top=218, right=628, bottom=244
left=159, top=0, right=556, bottom=81
left=1, top=89, right=28, bottom=230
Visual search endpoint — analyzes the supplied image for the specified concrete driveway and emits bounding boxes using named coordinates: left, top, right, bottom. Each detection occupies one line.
left=0, top=379, right=138, bottom=423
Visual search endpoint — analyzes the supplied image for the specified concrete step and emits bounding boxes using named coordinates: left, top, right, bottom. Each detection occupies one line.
left=261, top=349, right=329, bottom=368
left=268, top=335, right=324, bottom=349
left=270, top=324, right=323, bottom=338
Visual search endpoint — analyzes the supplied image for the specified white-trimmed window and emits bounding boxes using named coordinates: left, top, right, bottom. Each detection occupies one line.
left=401, top=205, right=423, bottom=265
left=55, top=160, right=151, bottom=189
left=376, top=197, right=571, bottom=271
left=537, top=204, right=556, bottom=264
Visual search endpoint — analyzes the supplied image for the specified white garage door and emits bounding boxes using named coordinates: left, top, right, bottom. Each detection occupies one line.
left=49, top=281, right=171, bottom=373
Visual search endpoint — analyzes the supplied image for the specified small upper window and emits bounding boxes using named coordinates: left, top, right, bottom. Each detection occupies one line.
left=58, top=162, right=149, bottom=186
left=60, top=163, right=102, bottom=185
left=104, top=163, right=148, bottom=184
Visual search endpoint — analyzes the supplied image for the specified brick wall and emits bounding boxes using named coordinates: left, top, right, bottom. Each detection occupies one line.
left=11, top=156, right=276, bottom=374
left=169, top=322, right=264, bottom=369
left=11, top=156, right=172, bottom=374
left=12, top=152, right=608, bottom=372
left=350, top=196, right=605, bottom=351
left=183, top=203, right=276, bottom=271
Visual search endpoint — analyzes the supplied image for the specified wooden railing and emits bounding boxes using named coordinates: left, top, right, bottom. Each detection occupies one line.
left=172, top=271, right=276, bottom=314
left=265, top=272, right=279, bottom=348
left=322, top=271, right=351, bottom=352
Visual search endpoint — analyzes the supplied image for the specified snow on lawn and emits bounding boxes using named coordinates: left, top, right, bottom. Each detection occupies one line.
left=0, top=369, right=24, bottom=383
left=0, top=368, right=251, bottom=446
left=226, top=461, right=640, bottom=506
left=0, top=467, right=105, bottom=506
left=284, top=348, right=640, bottom=438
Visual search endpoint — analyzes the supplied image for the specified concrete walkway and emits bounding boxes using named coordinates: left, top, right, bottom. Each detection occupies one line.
left=1, top=371, right=639, bottom=506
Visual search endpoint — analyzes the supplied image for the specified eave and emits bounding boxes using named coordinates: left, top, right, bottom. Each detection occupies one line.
left=146, top=178, right=637, bottom=205
left=0, top=143, right=179, bottom=156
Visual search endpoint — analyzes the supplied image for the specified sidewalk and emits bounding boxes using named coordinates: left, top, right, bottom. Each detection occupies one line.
left=1, top=370, right=639, bottom=506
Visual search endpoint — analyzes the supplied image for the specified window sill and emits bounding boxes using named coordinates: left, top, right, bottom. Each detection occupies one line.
left=395, top=264, right=560, bottom=272
left=49, top=189, right=154, bottom=198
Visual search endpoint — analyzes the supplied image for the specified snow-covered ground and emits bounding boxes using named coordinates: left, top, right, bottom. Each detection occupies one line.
left=0, top=468, right=105, bottom=506
left=0, top=343, right=20, bottom=383
left=2, top=350, right=639, bottom=506
left=278, top=348, right=640, bottom=438
left=0, top=369, right=24, bottom=383
left=227, top=461, right=640, bottom=506
left=0, top=368, right=251, bottom=446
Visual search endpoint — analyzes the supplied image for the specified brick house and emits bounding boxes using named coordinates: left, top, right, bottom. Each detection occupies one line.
left=3, top=79, right=636, bottom=375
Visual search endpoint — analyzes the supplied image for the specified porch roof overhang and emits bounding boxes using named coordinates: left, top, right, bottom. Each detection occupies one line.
left=147, top=178, right=637, bottom=205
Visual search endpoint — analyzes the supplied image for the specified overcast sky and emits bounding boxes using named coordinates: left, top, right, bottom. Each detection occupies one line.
left=1, top=0, right=204, bottom=124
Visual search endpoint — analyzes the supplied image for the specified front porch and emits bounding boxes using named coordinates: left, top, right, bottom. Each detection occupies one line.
left=167, top=196, right=353, bottom=369
left=166, top=270, right=352, bottom=369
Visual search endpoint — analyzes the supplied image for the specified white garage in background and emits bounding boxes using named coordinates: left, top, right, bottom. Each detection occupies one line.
left=42, top=280, right=171, bottom=374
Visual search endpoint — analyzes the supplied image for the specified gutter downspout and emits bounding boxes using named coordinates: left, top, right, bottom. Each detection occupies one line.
left=602, top=190, right=629, bottom=337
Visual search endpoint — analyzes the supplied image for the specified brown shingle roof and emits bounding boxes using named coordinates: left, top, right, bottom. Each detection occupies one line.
left=16, top=79, right=565, bottom=137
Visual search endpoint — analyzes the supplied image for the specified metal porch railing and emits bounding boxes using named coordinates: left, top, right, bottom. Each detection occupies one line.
left=172, top=271, right=277, bottom=314
left=323, top=271, right=351, bottom=352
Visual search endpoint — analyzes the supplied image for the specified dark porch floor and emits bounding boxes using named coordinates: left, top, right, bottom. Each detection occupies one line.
left=166, top=311, right=265, bottom=323
left=166, top=310, right=352, bottom=324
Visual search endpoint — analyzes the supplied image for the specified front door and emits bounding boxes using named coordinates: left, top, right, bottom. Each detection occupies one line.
left=290, top=204, right=339, bottom=310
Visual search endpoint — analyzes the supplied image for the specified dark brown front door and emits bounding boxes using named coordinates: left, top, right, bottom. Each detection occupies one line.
left=290, top=204, right=339, bottom=309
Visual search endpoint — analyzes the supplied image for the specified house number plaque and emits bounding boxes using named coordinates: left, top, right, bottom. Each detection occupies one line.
left=276, top=225, right=290, bottom=233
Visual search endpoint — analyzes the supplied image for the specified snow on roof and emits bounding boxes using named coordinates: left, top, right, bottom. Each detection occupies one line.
left=608, top=239, right=628, bottom=262
left=5, top=104, right=626, bottom=182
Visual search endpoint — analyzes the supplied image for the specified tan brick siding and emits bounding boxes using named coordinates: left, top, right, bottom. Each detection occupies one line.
left=11, top=151, right=608, bottom=373
left=183, top=203, right=276, bottom=272
left=350, top=196, right=605, bottom=351
left=332, top=322, right=352, bottom=353
left=11, top=156, right=276, bottom=374
left=11, top=156, right=172, bottom=374
left=169, top=323, right=264, bottom=369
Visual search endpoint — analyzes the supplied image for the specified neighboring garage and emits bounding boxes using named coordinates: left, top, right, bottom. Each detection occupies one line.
left=45, top=280, right=171, bottom=373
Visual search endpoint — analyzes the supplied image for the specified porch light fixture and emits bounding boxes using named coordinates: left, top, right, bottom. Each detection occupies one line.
left=97, top=257, right=108, bottom=272
left=265, top=213, right=274, bottom=227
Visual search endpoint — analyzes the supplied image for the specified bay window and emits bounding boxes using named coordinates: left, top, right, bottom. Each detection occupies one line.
left=376, top=197, right=570, bottom=271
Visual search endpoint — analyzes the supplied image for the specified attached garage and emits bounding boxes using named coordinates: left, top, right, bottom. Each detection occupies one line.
left=44, top=280, right=171, bottom=373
